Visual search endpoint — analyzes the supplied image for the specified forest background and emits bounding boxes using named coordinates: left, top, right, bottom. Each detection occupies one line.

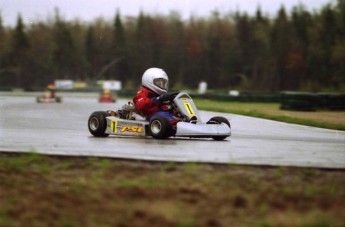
left=0, top=0, right=344, bottom=92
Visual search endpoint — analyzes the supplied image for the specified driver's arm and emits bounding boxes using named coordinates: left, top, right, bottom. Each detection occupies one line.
left=133, top=92, right=157, bottom=111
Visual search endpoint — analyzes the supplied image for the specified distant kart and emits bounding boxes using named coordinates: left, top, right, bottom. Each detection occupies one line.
left=99, top=95, right=116, bottom=103
left=36, top=96, right=62, bottom=103
left=88, top=92, right=231, bottom=140
left=99, top=90, right=116, bottom=103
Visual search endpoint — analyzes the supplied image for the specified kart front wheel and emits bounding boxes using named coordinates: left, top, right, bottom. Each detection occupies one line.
left=207, top=116, right=231, bottom=141
left=88, top=111, right=110, bottom=137
left=149, top=116, right=172, bottom=139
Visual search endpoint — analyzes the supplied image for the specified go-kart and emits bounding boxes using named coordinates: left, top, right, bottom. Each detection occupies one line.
left=99, top=96, right=116, bottom=103
left=36, top=95, right=62, bottom=103
left=99, top=90, right=116, bottom=103
left=88, top=92, right=231, bottom=140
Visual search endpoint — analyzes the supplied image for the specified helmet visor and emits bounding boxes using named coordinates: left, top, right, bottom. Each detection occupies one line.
left=153, top=78, right=168, bottom=90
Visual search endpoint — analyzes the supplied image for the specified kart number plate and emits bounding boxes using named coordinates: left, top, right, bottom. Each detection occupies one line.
left=181, top=98, right=196, bottom=117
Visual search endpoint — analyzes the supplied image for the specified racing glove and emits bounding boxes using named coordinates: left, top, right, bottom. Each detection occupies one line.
left=153, top=92, right=179, bottom=104
left=155, top=93, right=171, bottom=104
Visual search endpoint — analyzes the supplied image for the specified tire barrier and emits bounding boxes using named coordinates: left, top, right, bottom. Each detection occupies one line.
left=190, top=92, right=280, bottom=103
left=280, top=92, right=345, bottom=111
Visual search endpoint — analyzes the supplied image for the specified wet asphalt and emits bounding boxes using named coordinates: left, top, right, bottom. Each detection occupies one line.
left=1, top=92, right=344, bottom=169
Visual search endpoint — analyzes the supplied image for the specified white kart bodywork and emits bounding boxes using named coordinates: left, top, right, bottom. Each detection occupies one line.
left=175, top=122, right=231, bottom=137
left=103, top=116, right=231, bottom=138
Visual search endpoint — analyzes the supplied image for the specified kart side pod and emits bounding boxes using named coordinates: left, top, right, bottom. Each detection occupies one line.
left=175, top=121, right=231, bottom=138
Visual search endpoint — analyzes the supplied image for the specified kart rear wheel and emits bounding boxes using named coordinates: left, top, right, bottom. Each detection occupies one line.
left=88, top=111, right=110, bottom=137
left=207, top=116, right=231, bottom=141
left=149, top=116, right=172, bottom=139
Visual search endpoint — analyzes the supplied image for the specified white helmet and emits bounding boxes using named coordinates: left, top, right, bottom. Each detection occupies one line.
left=142, top=68, right=169, bottom=95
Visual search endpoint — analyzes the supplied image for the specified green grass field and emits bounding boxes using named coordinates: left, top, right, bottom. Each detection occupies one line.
left=194, top=99, right=345, bottom=131
left=0, top=153, right=344, bottom=226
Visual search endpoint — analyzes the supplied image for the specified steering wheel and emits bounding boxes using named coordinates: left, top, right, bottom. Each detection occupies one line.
left=168, top=92, right=179, bottom=101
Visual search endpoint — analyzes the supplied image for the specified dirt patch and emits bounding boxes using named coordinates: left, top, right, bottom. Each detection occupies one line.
left=0, top=153, right=344, bottom=226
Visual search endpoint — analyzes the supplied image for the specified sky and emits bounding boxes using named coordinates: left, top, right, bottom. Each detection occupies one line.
left=0, top=0, right=334, bottom=26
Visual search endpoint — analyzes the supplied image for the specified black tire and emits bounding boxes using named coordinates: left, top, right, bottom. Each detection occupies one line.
left=149, top=116, right=172, bottom=139
left=88, top=111, right=110, bottom=137
left=207, top=116, right=231, bottom=141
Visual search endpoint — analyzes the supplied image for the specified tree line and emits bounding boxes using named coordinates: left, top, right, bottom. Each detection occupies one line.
left=0, top=0, right=344, bottom=92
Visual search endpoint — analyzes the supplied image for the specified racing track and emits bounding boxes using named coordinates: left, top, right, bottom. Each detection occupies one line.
left=1, top=92, right=344, bottom=169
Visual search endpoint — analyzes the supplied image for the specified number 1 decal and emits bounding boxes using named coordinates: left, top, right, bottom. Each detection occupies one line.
left=184, top=103, right=195, bottom=116
left=111, top=120, right=118, bottom=133
left=181, top=98, right=196, bottom=117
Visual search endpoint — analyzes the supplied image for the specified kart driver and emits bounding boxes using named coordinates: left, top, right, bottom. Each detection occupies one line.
left=133, top=67, right=177, bottom=135
left=47, top=84, right=56, bottom=98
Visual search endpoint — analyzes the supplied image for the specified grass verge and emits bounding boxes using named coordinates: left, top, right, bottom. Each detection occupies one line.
left=194, top=99, right=345, bottom=130
left=0, top=152, right=344, bottom=226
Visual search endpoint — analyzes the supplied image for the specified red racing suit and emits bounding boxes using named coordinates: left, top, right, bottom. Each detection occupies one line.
left=133, top=86, right=177, bottom=129
left=133, top=86, right=160, bottom=117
